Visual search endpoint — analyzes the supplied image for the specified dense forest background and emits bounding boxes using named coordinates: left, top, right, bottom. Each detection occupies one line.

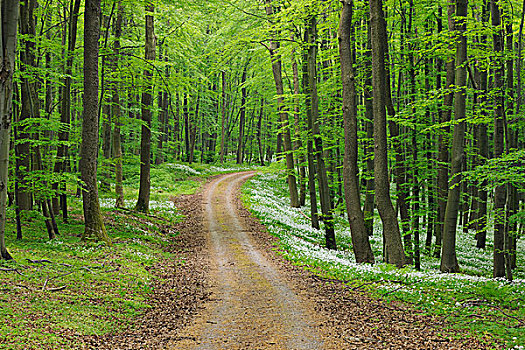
left=1, top=0, right=524, bottom=281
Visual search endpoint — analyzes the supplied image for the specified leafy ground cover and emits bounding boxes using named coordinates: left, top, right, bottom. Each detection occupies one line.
left=242, top=171, right=525, bottom=349
left=0, top=161, right=256, bottom=350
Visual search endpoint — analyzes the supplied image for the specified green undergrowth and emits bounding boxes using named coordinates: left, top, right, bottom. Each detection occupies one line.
left=0, top=208, right=175, bottom=349
left=242, top=171, right=525, bottom=349
left=1, top=160, right=259, bottom=349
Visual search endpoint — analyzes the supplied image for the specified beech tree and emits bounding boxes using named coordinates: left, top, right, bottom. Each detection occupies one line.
left=135, top=3, right=156, bottom=213
left=0, top=0, right=20, bottom=259
left=79, top=0, right=110, bottom=244
left=264, top=0, right=300, bottom=209
left=369, top=0, right=405, bottom=267
left=339, top=0, right=373, bottom=263
left=440, top=0, right=468, bottom=273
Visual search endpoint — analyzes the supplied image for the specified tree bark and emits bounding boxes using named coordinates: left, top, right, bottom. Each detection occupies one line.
left=292, top=43, right=306, bottom=206
left=369, top=0, right=405, bottom=267
left=257, top=98, right=265, bottom=166
left=135, top=3, right=156, bottom=213
left=236, top=61, right=248, bottom=164
left=504, top=5, right=517, bottom=277
left=435, top=1, right=456, bottom=258
left=512, top=0, right=525, bottom=268
left=491, top=0, right=507, bottom=278
left=301, top=47, right=320, bottom=230
left=306, top=15, right=336, bottom=250
left=0, top=0, right=20, bottom=259
left=339, top=0, right=373, bottom=263
left=220, top=71, right=226, bottom=163
left=475, top=0, right=489, bottom=249
left=188, top=94, right=199, bottom=164
left=80, top=0, right=110, bottom=244
left=440, top=0, right=468, bottom=273
left=16, top=0, right=36, bottom=214
left=264, top=0, right=299, bottom=208
left=112, top=2, right=124, bottom=208
left=363, top=22, right=375, bottom=237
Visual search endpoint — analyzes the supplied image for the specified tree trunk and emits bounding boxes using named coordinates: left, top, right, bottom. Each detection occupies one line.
left=236, top=61, right=248, bottom=164
left=435, top=1, right=455, bottom=258
left=307, top=15, right=336, bottom=250
left=491, top=0, right=507, bottom=278
left=475, top=0, right=489, bottom=249
left=220, top=71, right=226, bottom=163
left=504, top=5, right=517, bottom=276
left=363, top=22, right=375, bottom=237
left=53, top=0, right=81, bottom=222
left=302, top=55, right=320, bottom=230
left=369, top=0, right=405, bottom=267
left=512, top=0, right=525, bottom=268
left=264, top=0, right=299, bottom=208
left=0, top=0, right=20, bottom=259
left=80, top=0, right=110, bottom=244
left=188, top=94, right=199, bottom=164
left=135, top=3, right=155, bottom=213
left=112, top=2, right=124, bottom=208
left=257, top=98, right=265, bottom=166
left=339, top=0, right=373, bottom=263
left=16, top=0, right=36, bottom=214
left=440, top=0, right=468, bottom=273
left=292, top=43, right=306, bottom=206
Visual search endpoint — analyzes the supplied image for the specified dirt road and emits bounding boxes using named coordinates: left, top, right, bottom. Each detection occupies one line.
left=87, top=172, right=491, bottom=349
left=169, top=172, right=339, bottom=349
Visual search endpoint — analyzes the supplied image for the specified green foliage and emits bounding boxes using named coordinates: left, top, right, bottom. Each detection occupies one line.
left=467, top=150, right=525, bottom=191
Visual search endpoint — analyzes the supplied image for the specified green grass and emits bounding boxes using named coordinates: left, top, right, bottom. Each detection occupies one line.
left=242, top=171, right=525, bottom=349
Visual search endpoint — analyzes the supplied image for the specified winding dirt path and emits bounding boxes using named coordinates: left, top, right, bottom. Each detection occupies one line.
left=169, top=172, right=344, bottom=349
left=86, top=171, right=493, bottom=349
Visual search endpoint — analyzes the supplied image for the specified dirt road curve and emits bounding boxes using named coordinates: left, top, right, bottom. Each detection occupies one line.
left=169, top=172, right=340, bottom=349
left=85, top=172, right=491, bottom=349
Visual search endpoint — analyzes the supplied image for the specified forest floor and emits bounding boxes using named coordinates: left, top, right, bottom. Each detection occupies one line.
left=85, top=172, right=493, bottom=350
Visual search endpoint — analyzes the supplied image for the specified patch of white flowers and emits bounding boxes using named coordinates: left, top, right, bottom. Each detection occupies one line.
left=244, top=172, right=525, bottom=289
left=165, top=163, right=201, bottom=175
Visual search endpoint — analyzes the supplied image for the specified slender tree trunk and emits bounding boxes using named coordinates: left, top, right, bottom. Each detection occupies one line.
left=491, top=0, right=507, bottom=278
left=257, top=98, right=265, bottom=166
left=220, top=71, right=226, bottom=163
left=135, top=3, right=155, bottom=213
left=188, top=94, right=199, bottom=164
left=302, top=24, right=320, bottom=230
left=184, top=94, right=190, bottom=161
left=370, top=0, right=405, bottom=267
left=435, top=2, right=455, bottom=257
left=503, top=5, right=517, bottom=276
left=112, top=2, right=124, bottom=208
left=307, top=15, right=336, bottom=250
left=475, top=0, right=489, bottom=249
left=236, top=61, right=248, bottom=164
left=80, top=0, right=110, bottom=244
left=264, top=0, right=299, bottom=208
left=292, top=43, right=306, bottom=206
left=426, top=12, right=440, bottom=252
left=54, top=0, right=81, bottom=222
left=155, top=46, right=169, bottom=165
left=440, top=0, right=468, bottom=273
left=339, top=0, right=373, bottom=262
left=363, top=22, right=375, bottom=237
left=16, top=0, right=36, bottom=214
left=33, top=145, right=58, bottom=239
left=512, top=0, right=525, bottom=268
